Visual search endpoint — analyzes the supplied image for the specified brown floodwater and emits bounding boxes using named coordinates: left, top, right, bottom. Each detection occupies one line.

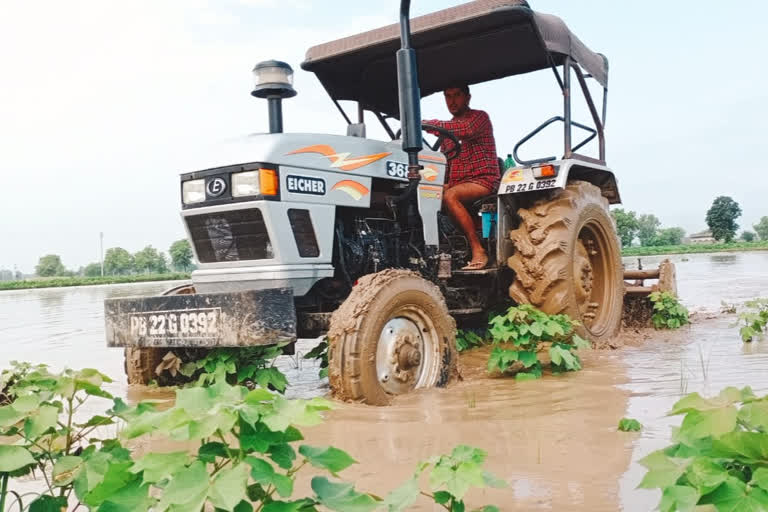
left=2, top=251, right=768, bottom=510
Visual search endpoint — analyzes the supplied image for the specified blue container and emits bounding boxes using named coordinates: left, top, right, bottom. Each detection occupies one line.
left=481, top=211, right=497, bottom=239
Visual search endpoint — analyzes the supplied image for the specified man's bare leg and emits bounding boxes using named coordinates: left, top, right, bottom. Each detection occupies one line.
left=443, top=182, right=492, bottom=269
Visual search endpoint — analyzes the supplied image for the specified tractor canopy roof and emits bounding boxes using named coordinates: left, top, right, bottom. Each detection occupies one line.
left=301, top=0, right=608, bottom=118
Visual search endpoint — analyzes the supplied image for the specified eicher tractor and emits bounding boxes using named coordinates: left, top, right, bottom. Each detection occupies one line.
left=105, top=0, right=674, bottom=405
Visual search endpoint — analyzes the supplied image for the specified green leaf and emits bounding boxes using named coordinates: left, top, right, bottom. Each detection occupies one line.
left=451, top=501, right=466, bottom=512
left=517, top=351, right=538, bottom=368
left=618, top=418, right=642, bottom=432
left=208, top=463, right=249, bottom=511
left=684, top=457, right=728, bottom=495
left=699, top=476, right=768, bottom=511
left=572, top=335, right=591, bottom=350
left=637, top=450, right=691, bottom=489
left=0, top=404, right=26, bottom=428
left=711, top=432, right=768, bottom=464
left=451, top=446, right=487, bottom=464
left=130, top=451, right=191, bottom=485
left=262, top=396, right=327, bottom=432
left=300, top=445, right=356, bottom=474
left=28, top=495, right=69, bottom=512
left=752, top=468, right=768, bottom=492
left=528, top=322, right=543, bottom=337
left=473, top=507, right=500, bottom=512
left=255, top=367, right=288, bottom=393
left=658, top=485, right=700, bottom=512
left=83, top=461, right=135, bottom=507
left=24, top=404, right=59, bottom=438
left=246, top=456, right=293, bottom=498
left=155, top=461, right=210, bottom=510
left=77, top=415, right=115, bottom=428
left=383, top=478, right=419, bottom=511
left=677, top=407, right=738, bottom=443
left=0, top=445, right=36, bottom=472
left=433, top=491, right=452, bottom=504
left=430, top=462, right=484, bottom=501
left=269, top=443, right=297, bottom=470
left=99, top=479, right=154, bottom=512
left=738, top=401, right=768, bottom=431
left=311, top=476, right=379, bottom=512
left=198, top=442, right=230, bottom=464
left=52, top=455, right=84, bottom=486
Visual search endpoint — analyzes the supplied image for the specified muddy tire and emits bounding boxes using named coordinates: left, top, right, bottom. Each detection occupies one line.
left=327, top=269, right=458, bottom=406
left=124, top=283, right=195, bottom=385
left=508, top=180, right=623, bottom=348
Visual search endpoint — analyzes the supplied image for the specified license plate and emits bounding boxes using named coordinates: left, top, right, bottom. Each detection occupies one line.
left=128, top=308, right=221, bottom=340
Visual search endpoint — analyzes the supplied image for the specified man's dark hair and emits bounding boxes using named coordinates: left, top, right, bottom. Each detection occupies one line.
left=446, top=85, right=470, bottom=96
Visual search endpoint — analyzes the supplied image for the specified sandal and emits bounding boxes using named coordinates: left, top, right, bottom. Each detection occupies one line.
left=461, top=256, right=488, bottom=271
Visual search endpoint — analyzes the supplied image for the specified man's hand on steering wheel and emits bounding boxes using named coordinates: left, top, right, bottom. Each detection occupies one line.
left=420, top=123, right=462, bottom=161
left=395, top=123, right=462, bottom=161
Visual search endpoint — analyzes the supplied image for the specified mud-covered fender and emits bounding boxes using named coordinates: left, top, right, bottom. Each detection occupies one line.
left=498, top=159, right=621, bottom=205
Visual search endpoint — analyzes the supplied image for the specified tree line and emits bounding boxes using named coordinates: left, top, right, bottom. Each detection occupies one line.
left=33, top=239, right=194, bottom=278
left=611, top=210, right=686, bottom=248
left=613, top=195, right=768, bottom=248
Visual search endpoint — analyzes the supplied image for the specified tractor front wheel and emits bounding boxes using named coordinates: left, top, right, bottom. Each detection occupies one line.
left=327, top=269, right=458, bottom=406
left=508, top=180, right=624, bottom=347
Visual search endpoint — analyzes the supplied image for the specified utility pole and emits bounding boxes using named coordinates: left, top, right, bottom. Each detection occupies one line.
left=100, top=232, right=104, bottom=277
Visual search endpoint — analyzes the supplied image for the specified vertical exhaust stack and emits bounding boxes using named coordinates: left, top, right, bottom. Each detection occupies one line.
left=397, top=0, right=423, bottom=179
left=251, top=60, right=297, bottom=134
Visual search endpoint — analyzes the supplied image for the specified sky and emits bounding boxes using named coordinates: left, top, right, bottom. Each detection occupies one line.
left=1, top=0, right=767, bottom=273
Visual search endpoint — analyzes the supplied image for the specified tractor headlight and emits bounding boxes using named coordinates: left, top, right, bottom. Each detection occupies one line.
left=232, top=170, right=260, bottom=197
left=182, top=179, right=205, bottom=204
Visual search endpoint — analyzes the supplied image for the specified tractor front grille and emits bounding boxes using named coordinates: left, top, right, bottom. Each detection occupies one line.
left=186, top=208, right=273, bottom=263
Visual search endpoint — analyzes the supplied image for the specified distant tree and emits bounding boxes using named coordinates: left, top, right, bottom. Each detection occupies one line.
left=706, top=196, right=742, bottom=243
left=637, top=214, right=662, bottom=247
left=741, top=231, right=756, bottom=242
left=656, top=227, right=686, bottom=246
left=14, top=270, right=22, bottom=280
left=754, top=217, right=768, bottom=241
left=611, top=208, right=639, bottom=247
left=169, top=239, right=194, bottom=271
left=104, top=247, right=135, bottom=275
left=0, top=269, right=12, bottom=281
left=35, top=254, right=67, bottom=277
left=134, top=246, right=169, bottom=274
left=84, top=262, right=103, bottom=277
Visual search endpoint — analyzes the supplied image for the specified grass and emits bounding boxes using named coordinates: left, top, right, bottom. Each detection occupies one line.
left=0, top=273, right=191, bottom=291
left=622, top=240, right=768, bottom=257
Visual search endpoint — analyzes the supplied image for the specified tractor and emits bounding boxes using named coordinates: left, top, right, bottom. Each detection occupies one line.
left=105, top=0, right=672, bottom=405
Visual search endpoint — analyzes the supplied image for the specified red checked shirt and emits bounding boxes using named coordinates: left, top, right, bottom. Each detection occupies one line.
left=424, top=109, right=500, bottom=191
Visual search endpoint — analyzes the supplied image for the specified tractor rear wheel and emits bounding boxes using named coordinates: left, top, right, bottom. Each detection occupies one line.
left=124, top=283, right=195, bottom=385
left=508, top=180, right=623, bottom=348
left=327, top=269, right=458, bottom=406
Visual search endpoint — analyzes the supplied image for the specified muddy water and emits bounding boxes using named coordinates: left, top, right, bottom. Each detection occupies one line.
left=2, top=251, right=768, bottom=510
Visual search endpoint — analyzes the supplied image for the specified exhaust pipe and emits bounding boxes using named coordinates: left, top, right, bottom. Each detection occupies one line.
left=397, top=0, right=423, bottom=179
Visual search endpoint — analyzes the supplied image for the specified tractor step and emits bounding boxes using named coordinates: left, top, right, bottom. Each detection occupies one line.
left=451, top=267, right=499, bottom=276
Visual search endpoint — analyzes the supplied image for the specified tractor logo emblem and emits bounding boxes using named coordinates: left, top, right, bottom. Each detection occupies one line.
left=421, top=165, right=439, bottom=182
left=287, top=145, right=391, bottom=171
left=332, top=180, right=369, bottom=200
left=206, top=177, right=227, bottom=197
left=503, top=169, right=524, bottom=183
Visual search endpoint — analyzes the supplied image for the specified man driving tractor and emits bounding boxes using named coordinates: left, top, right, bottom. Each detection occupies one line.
left=424, top=85, right=499, bottom=270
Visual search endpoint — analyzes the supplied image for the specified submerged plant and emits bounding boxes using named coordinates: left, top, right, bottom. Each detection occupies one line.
left=639, top=386, right=768, bottom=511
left=618, top=418, right=642, bottom=432
left=456, top=329, right=488, bottom=352
left=178, top=345, right=289, bottom=391
left=486, top=304, right=590, bottom=380
left=649, top=292, right=690, bottom=330
left=304, top=338, right=329, bottom=379
left=0, top=361, right=503, bottom=511
left=737, top=298, right=768, bottom=342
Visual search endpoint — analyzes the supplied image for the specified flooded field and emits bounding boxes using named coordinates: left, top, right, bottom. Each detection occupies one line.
left=1, top=250, right=768, bottom=510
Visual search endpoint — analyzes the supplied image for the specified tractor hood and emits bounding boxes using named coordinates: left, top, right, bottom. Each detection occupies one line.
left=186, top=133, right=446, bottom=180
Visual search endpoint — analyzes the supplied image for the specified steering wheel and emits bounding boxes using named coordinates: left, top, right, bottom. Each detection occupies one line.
left=395, top=123, right=462, bottom=161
